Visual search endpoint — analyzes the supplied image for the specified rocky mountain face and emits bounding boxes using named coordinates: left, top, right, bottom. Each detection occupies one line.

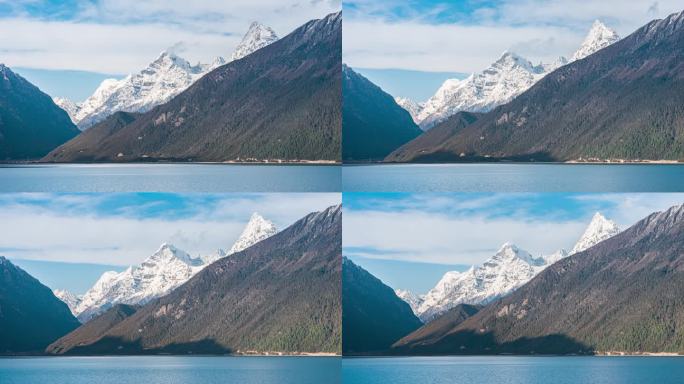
left=393, top=11, right=684, bottom=161
left=55, top=22, right=278, bottom=130
left=393, top=204, right=684, bottom=355
left=398, top=213, right=620, bottom=323
left=342, top=257, right=423, bottom=354
left=43, top=12, right=341, bottom=162
left=47, top=206, right=342, bottom=355
left=0, top=65, right=80, bottom=160
left=0, top=257, right=80, bottom=353
left=342, top=65, right=422, bottom=161
left=59, top=213, right=277, bottom=322
left=400, top=21, right=619, bottom=130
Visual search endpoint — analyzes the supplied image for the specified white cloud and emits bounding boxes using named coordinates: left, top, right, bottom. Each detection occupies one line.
left=342, top=194, right=684, bottom=266
left=343, top=209, right=586, bottom=265
left=0, top=193, right=340, bottom=265
left=343, top=0, right=683, bottom=72
left=0, top=0, right=340, bottom=73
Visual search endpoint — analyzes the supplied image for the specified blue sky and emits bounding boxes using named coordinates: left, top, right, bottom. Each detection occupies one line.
left=343, top=193, right=684, bottom=294
left=0, top=193, right=340, bottom=293
left=344, top=0, right=683, bottom=100
left=0, top=0, right=340, bottom=101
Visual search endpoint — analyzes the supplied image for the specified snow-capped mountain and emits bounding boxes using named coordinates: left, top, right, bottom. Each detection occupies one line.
left=70, top=213, right=278, bottom=322
left=570, top=212, right=621, bottom=254
left=53, top=289, right=82, bottom=316
left=399, top=212, right=620, bottom=322
left=201, top=212, right=277, bottom=264
left=394, top=97, right=424, bottom=124
left=571, top=20, right=621, bottom=61
left=403, top=21, right=620, bottom=129
left=231, top=22, right=279, bottom=61
left=415, top=52, right=566, bottom=129
left=56, top=23, right=278, bottom=130
left=395, top=289, right=424, bottom=315
left=415, top=243, right=550, bottom=322
left=74, top=243, right=205, bottom=321
left=228, top=212, right=278, bottom=254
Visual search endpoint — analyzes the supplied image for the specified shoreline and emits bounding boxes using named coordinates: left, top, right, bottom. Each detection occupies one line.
left=344, top=160, right=684, bottom=165
left=0, top=160, right=341, bottom=166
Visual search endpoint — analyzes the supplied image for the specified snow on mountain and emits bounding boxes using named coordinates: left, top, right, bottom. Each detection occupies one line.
left=403, top=213, right=620, bottom=323
left=52, top=97, right=81, bottom=124
left=53, top=289, right=82, bottom=316
left=570, top=20, right=621, bottom=61
left=417, top=52, right=564, bottom=129
left=415, top=243, right=550, bottom=322
left=395, top=289, right=424, bottom=316
left=231, top=22, right=279, bottom=61
left=74, top=213, right=277, bottom=322
left=415, top=21, right=619, bottom=129
left=394, top=97, right=424, bottom=124
left=56, top=22, right=278, bottom=130
left=74, top=243, right=205, bottom=322
left=228, top=212, right=278, bottom=254
left=570, top=212, right=621, bottom=254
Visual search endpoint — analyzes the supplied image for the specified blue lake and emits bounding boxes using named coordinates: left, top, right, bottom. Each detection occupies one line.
left=0, top=356, right=340, bottom=384
left=342, top=356, right=684, bottom=384
left=342, top=164, right=684, bottom=192
left=0, top=164, right=341, bottom=192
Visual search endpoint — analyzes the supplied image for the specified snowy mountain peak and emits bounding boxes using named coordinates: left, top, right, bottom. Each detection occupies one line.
left=148, top=242, right=203, bottom=266
left=415, top=21, right=618, bottom=129
left=395, top=96, right=424, bottom=124
left=74, top=212, right=279, bottom=322
left=571, top=20, right=620, bottom=61
left=570, top=212, right=621, bottom=254
left=56, top=22, right=276, bottom=130
left=53, top=289, right=81, bottom=316
left=395, top=289, right=424, bottom=316
left=231, top=22, right=279, bottom=61
left=228, top=212, right=278, bottom=254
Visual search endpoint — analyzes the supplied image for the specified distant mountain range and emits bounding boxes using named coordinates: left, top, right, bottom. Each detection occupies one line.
left=342, top=65, right=423, bottom=161
left=54, top=22, right=279, bottom=130
left=47, top=205, right=341, bottom=355
left=0, top=65, right=80, bottom=160
left=387, top=11, right=684, bottom=162
left=55, top=213, right=277, bottom=322
left=392, top=204, right=684, bottom=355
left=23, top=12, right=340, bottom=163
left=400, top=20, right=620, bottom=130
left=0, top=257, right=80, bottom=354
left=396, top=213, right=620, bottom=323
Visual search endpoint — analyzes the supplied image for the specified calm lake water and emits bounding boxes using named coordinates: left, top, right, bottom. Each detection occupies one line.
left=342, top=164, right=684, bottom=192
left=0, top=164, right=341, bottom=192
left=343, top=356, right=684, bottom=384
left=0, top=356, right=340, bottom=384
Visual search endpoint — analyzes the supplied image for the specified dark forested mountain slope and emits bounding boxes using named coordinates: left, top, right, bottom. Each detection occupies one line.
left=0, top=65, right=79, bottom=160
left=43, top=12, right=342, bottom=163
left=47, top=304, right=138, bottom=354
left=47, top=206, right=342, bottom=355
left=393, top=204, right=684, bottom=355
left=342, top=65, right=423, bottom=161
left=342, top=257, right=423, bottom=354
left=393, top=304, right=481, bottom=349
left=392, top=11, right=684, bottom=162
left=0, top=257, right=80, bottom=354
left=385, top=112, right=481, bottom=162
